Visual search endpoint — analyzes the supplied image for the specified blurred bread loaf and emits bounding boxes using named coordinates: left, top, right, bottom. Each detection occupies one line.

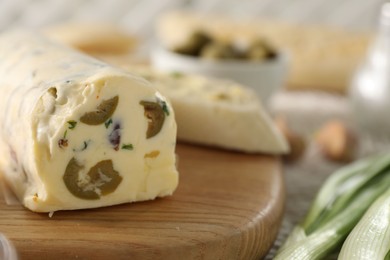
left=43, top=23, right=139, bottom=66
left=156, top=11, right=372, bottom=94
left=44, top=23, right=137, bottom=54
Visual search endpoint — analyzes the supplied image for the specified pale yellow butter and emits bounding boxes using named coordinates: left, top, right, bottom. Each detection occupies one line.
left=0, top=30, right=178, bottom=212
left=129, top=67, right=289, bottom=154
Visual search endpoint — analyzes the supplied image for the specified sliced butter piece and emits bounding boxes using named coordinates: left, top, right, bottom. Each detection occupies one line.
left=127, top=67, right=288, bottom=154
left=0, top=30, right=178, bottom=212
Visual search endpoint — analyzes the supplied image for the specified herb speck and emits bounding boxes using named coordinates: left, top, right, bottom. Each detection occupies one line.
left=73, top=140, right=90, bottom=152
left=67, top=120, right=77, bottom=129
left=161, top=101, right=170, bottom=116
left=82, top=141, right=88, bottom=150
left=121, top=144, right=134, bottom=150
left=171, top=71, right=183, bottom=78
left=105, top=118, right=113, bottom=129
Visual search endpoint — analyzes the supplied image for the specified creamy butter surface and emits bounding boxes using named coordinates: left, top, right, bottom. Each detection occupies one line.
left=0, top=30, right=178, bottom=212
left=127, top=67, right=289, bottom=154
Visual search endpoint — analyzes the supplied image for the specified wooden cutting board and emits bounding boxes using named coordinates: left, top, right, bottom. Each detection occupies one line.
left=0, top=143, right=285, bottom=260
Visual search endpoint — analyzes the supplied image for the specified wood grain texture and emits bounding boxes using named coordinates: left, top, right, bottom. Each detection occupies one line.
left=0, top=143, right=285, bottom=260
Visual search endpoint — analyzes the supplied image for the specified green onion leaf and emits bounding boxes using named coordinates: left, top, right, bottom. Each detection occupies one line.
left=339, top=185, right=390, bottom=259
left=275, top=153, right=390, bottom=259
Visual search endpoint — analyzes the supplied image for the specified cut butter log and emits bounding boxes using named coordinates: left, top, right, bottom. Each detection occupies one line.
left=127, top=67, right=289, bottom=154
left=0, top=30, right=178, bottom=212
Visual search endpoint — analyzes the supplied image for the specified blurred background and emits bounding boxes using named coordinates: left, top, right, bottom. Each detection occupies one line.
left=0, top=0, right=385, bottom=92
left=0, top=0, right=386, bottom=32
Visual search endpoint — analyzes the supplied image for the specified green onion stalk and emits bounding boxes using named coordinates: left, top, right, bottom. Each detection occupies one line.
left=338, top=182, right=390, bottom=259
left=274, top=153, right=390, bottom=260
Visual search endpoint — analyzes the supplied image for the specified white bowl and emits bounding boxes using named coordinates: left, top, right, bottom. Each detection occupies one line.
left=151, top=47, right=289, bottom=104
